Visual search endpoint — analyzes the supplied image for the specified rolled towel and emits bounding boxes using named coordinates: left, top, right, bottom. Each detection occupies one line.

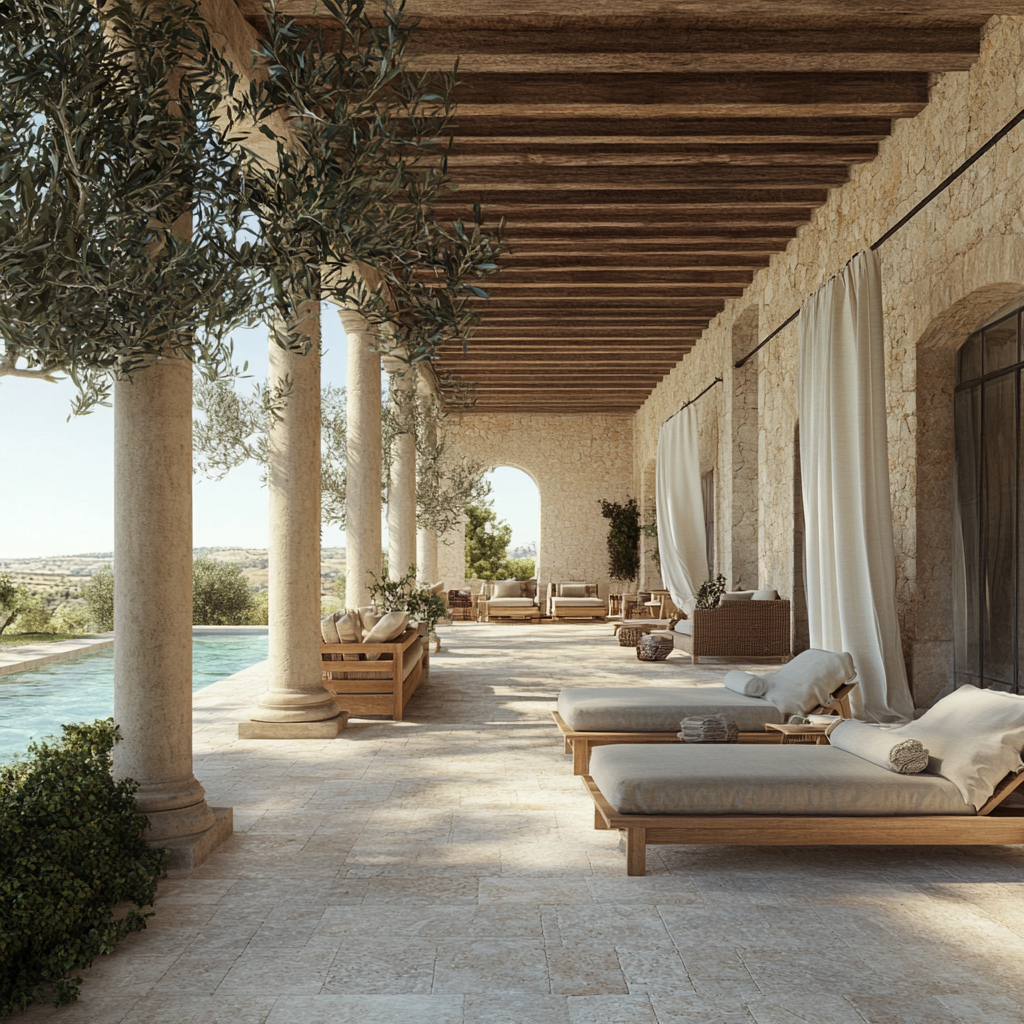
left=723, top=669, right=768, bottom=698
left=828, top=719, right=929, bottom=774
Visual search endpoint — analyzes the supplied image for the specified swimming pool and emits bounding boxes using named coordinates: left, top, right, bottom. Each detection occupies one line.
left=0, top=632, right=268, bottom=763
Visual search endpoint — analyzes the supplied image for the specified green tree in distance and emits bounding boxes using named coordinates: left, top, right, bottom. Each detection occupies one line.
left=465, top=504, right=513, bottom=580
left=0, top=574, right=31, bottom=636
left=80, top=566, right=114, bottom=632
left=192, top=557, right=255, bottom=626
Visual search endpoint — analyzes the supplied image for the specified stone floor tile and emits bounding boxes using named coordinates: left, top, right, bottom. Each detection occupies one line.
left=567, top=994, right=659, bottom=1023
left=936, top=992, right=1024, bottom=1024
left=546, top=946, right=628, bottom=995
left=479, top=875, right=593, bottom=905
left=463, top=994, right=571, bottom=1024
left=322, top=939, right=437, bottom=994
left=677, top=947, right=762, bottom=1001
left=616, top=948, right=694, bottom=996
left=361, top=874, right=481, bottom=905
left=649, top=993, right=756, bottom=1023
left=121, top=995, right=278, bottom=1023
left=217, top=950, right=335, bottom=995
left=846, top=993, right=964, bottom=1023
left=432, top=939, right=550, bottom=994
left=546, top=904, right=675, bottom=948
left=147, top=955, right=240, bottom=996
left=265, top=993, right=464, bottom=1024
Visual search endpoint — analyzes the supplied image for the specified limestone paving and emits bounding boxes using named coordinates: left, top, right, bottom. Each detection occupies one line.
left=18, top=623, right=1024, bottom=1023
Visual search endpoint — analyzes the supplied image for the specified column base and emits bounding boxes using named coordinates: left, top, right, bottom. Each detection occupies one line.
left=238, top=712, right=349, bottom=740
left=157, top=806, right=233, bottom=874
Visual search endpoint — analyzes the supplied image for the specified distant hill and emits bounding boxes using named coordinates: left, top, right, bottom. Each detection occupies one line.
left=0, top=547, right=346, bottom=596
left=509, top=542, right=537, bottom=559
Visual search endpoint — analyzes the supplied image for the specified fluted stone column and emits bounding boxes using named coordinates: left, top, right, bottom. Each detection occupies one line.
left=241, top=301, right=343, bottom=738
left=114, top=356, right=229, bottom=867
left=341, top=309, right=382, bottom=608
left=386, top=363, right=417, bottom=581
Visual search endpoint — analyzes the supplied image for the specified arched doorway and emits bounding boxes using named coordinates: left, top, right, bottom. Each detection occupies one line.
left=479, top=466, right=541, bottom=579
left=953, top=303, right=1024, bottom=693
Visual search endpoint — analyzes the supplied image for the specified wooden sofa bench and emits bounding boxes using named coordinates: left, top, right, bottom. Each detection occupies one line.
left=320, top=626, right=426, bottom=721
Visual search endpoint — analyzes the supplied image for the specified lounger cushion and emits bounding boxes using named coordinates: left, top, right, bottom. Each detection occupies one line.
left=552, top=597, right=605, bottom=609
left=589, top=744, right=973, bottom=817
left=890, top=684, right=1024, bottom=810
left=487, top=597, right=536, bottom=608
left=557, top=686, right=784, bottom=733
left=762, top=649, right=856, bottom=717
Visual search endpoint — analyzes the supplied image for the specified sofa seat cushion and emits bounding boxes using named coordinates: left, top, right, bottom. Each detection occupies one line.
left=551, top=597, right=606, bottom=609
left=589, top=744, right=973, bottom=817
left=487, top=597, right=536, bottom=608
left=557, top=686, right=783, bottom=733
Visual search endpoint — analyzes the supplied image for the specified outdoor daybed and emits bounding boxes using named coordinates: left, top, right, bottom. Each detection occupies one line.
left=583, top=684, right=1024, bottom=874
left=554, top=649, right=857, bottom=774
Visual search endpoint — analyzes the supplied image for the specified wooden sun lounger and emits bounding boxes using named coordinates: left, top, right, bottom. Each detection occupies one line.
left=584, top=772, right=1024, bottom=876
left=553, top=682, right=858, bottom=775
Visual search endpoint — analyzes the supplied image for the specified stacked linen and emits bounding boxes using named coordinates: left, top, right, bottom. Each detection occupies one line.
left=678, top=714, right=738, bottom=744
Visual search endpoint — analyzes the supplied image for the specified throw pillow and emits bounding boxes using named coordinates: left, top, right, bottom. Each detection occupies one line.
left=560, top=583, right=588, bottom=598
left=363, top=611, right=410, bottom=643
left=751, top=588, right=779, bottom=601
left=889, top=684, right=1024, bottom=809
left=320, top=614, right=341, bottom=644
left=723, top=670, right=768, bottom=698
left=721, top=591, right=754, bottom=602
left=492, top=580, right=522, bottom=599
left=335, top=609, right=363, bottom=643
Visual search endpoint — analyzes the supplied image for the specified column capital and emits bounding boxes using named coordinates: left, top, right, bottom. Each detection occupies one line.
left=337, top=307, right=372, bottom=335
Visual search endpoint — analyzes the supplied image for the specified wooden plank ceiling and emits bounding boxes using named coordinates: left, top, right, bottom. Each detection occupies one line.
left=233, top=2, right=1016, bottom=413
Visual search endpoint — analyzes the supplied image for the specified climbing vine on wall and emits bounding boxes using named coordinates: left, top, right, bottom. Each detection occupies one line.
left=599, top=498, right=641, bottom=583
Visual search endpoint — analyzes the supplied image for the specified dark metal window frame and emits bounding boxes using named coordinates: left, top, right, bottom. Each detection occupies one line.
left=954, top=305, right=1024, bottom=693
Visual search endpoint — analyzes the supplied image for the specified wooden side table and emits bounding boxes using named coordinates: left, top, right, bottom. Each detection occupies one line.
left=765, top=722, right=833, bottom=745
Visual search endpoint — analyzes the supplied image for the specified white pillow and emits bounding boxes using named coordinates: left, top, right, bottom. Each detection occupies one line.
left=560, top=583, right=588, bottom=598
left=363, top=611, right=410, bottom=643
left=681, top=596, right=697, bottom=617
left=828, top=719, right=929, bottom=774
left=762, top=649, right=856, bottom=717
left=320, top=614, right=341, bottom=644
left=360, top=608, right=382, bottom=633
left=335, top=609, right=363, bottom=643
left=752, top=588, right=779, bottom=601
left=721, top=591, right=754, bottom=602
left=491, top=580, right=521, bottom=598
left=723, top=670, right=768, bottom=698
left=889, top=685, right=1024, bottom=810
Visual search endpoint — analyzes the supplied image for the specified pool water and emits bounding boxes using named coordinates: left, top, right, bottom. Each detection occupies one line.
left=0, top=633, right=268, bottom=764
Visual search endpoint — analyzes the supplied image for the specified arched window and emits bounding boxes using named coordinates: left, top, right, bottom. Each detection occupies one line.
left=954, top=305, right=1024, bottom=692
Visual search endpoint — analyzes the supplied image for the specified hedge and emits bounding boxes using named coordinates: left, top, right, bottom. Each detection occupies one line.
left=0, top=720, right=164, bottom=1015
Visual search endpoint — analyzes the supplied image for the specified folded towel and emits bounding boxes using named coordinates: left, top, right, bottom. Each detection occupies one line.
left=678, top=714, right=738, bottom=744
left=723, top=670, right=768, bottom=698
left=828, top=719, right=929, bottom=774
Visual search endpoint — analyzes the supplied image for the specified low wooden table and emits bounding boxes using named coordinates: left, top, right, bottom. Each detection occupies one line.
left=766, top=722, right=833, bottom=745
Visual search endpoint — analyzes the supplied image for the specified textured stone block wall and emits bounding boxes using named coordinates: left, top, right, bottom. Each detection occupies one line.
left=632, top=16, right=1024, bottom=705
left=437, top=413, right=634, bottom=601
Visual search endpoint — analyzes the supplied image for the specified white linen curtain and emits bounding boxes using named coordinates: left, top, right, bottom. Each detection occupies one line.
left=656, top=405, right=709, bottom=608
left=797, top=249, right=914, bottom=723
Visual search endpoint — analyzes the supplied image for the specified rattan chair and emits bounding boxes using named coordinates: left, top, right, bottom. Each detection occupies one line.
left=674, top=599, right=792, bottom=664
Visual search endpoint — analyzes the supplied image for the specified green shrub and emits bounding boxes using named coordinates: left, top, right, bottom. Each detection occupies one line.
left=0, top=721, right=163, bottom=1015
left=500, top=557, right=535, bottom=581
left=80, top=567, right=114, bottom=632
left=246, top=589, right=269, bottom=626
left=0, top=575, right=32, bottom=636
left=192, top=557, right=255, bottom=625
left=50, top=604, right=92, bottom=635
left=11, top=597, right=54, bottom=635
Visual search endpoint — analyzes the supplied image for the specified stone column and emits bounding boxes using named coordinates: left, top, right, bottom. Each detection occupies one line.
left=386, top=363, right=417, bottom=581
left=242, top=300, right=343, bottom=738
left=341, top=309, right=382, bottom=608
left=114, top=356, right=229, bottom=868
left=415, top=380, right=438, bottom=584
left=417, top=529, right=438, bottom=585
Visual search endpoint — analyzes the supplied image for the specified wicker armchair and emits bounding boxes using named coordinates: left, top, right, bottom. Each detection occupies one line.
left=675, top=599, right=791, bottom=664
left=446, top=589, right=474, bottom=621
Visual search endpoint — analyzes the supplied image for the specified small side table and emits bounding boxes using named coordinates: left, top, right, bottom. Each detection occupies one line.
left=766, top=722, right=833, bottom=745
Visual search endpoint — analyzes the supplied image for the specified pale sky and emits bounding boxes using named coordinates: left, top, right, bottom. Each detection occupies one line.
left=0, top=315, right=539, bottom=559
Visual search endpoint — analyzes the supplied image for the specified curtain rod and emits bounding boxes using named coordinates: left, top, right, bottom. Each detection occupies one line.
left=663, top=376, right=722, bottom=425
left=733, top=105, right=1024, bottom=370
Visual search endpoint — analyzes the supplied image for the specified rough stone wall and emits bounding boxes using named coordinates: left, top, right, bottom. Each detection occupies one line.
left=437, top=413, right=634, bottom=602
left=632, top=15, right=1024, bottom=705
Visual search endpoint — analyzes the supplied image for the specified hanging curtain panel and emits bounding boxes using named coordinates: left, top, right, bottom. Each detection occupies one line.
left=656, top=405, right=709, bottom=608
left=797, top=249, right=914, bottom=723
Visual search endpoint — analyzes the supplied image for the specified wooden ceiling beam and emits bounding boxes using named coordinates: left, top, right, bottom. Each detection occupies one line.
left=445, top=142, right=881, bottom=164
left=438, top=187, right=828, bottom=206
left=485, top=269, right=754, bottom=284
left=451, top=165, right=851, bottom=188
left=494, top=255, right=770, bottom=269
